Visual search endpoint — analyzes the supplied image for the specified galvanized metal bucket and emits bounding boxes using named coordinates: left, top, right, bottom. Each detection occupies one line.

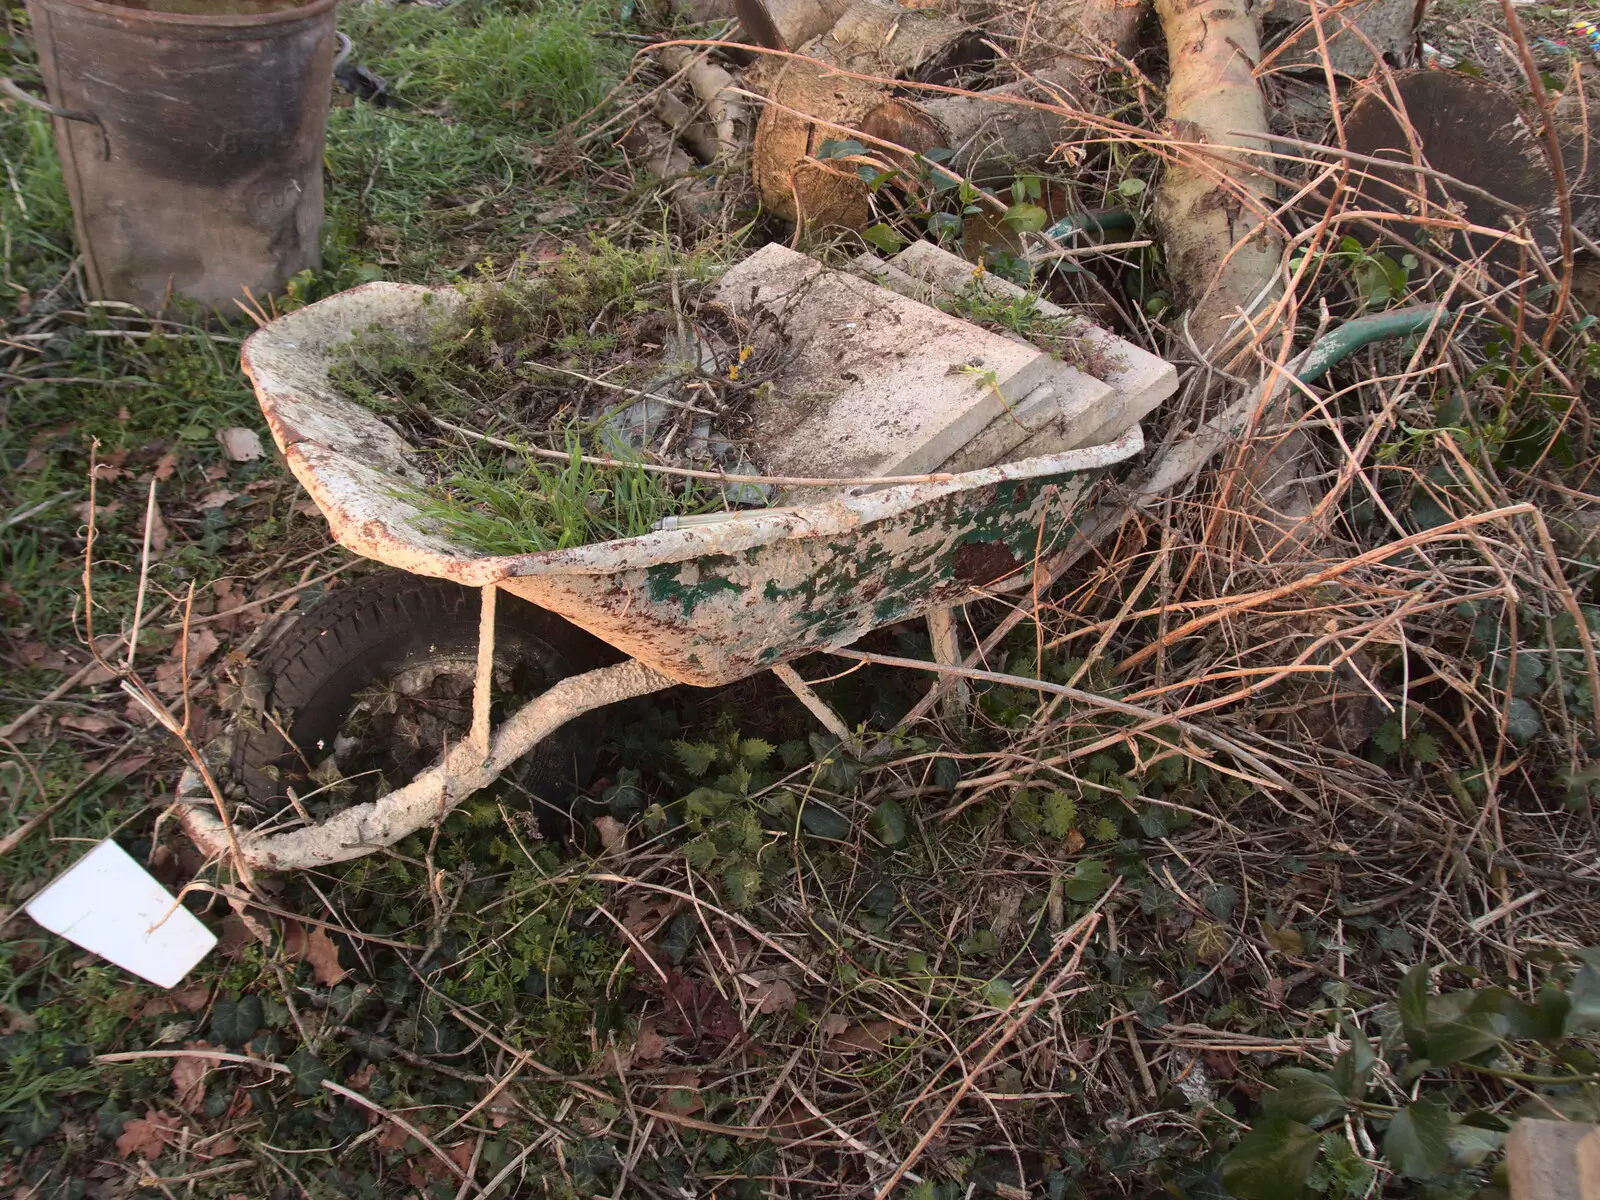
left=21, top=0, right=336, bottom=311
left=241, top=282, right=1145, bottom=688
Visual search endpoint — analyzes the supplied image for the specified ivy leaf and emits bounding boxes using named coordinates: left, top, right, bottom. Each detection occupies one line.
left=1505, top=697, right=1540, bottom=743
left=798, top=800, right=852, bottom=840
left=861, top=224, right=908, bottom=255
left=1384, top=1100, right=1452, bottom=1180
left=867, top=800, right=908, bottom=848
left=815, top=138, right=865, bottom=160
left=210, top=994, right=263, bottom=1048
left=1220, top=1116, right=1322, bottom=1200
left=1064, top=859, right=1110, bottom=902
left=1398, top=963, right=1432, bottom=1057
left=1261, top=1069, right=1346, bottom=1127
left=287, top=1047, right=329, bottom=1096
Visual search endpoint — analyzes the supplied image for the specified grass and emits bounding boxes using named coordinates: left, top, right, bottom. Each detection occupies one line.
left=409, top=434, right=726, bottom=553
left=3, top=0, right=1600, bottom=1195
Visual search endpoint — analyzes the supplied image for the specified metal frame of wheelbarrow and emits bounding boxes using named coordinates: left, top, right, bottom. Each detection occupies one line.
left=172, top=281, right=1148, bottom=873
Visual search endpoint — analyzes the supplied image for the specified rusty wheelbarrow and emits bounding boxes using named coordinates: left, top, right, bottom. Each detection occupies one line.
left=175, top=282, right=1145, bottom=872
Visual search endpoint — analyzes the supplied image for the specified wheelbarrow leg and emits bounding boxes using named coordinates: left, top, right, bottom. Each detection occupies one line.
left=926, top=605, right=971, bottom=727
left=471, top=584, right=497, bottom=756
left=773, top=662, right=862, bottom=757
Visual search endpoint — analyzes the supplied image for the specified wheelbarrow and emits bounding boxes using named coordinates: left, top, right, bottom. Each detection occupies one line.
left=174, top=281, right=1145, bottom=873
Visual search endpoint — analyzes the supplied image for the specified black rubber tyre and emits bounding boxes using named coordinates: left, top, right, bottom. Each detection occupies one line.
left=232, top=571, right=615, bottom=823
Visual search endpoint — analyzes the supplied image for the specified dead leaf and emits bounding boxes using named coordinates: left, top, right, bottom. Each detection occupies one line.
left=825, top=1019, right=895, bottom=1055
left=169, top=985, right=210, bottom=1013
left=215, top=427, right=264, bottom=462
left=657, top=1069, right=703, bottom=1115
left=593, top=815, right=626, bottom=856
left=284, top=922, right=351, bottom=986
left=377, top=1118, right=426, bottom=1153
left=59, top=713, right=118, bottom=738
left=171, top=1045, right=220, bottom=1112
left=87, top=752, right=155, bottom=780
left=182, top=627, right=221, bottom=669
left=18, top=446, right=46, bottom=473
left=72, top=500, right=121, bottom=525
left=988, top=884, right=1024, bottom=942
left=152, top=452, right=178, bottom=482
left=92, top=462, right=130, bottom=482
left=197, top=489, right=239, bottom=511
left=18, top=642, right=72, bottom=672
left=346, top=1063, right=377, bottom=1091
left=146, top=501, right=169, bottom=555
left=115, top=1111, right=180, bottom=1160
left=203, top=461, right=228, bottom=482
left=622, top=895, right=677, bottom=938
left=1064, top=829, right=1085, bottom=853
left=751, top=979, right=797, bottom=1015
left=633, top=1018, right=667, bottom=1062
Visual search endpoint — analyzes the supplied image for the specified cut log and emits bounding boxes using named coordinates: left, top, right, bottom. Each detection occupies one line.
left=735, top=0, right=855, bottom=50
left=1153, top=0, right=1282, bottom=358
left=655, top=45, right=745, bottom=161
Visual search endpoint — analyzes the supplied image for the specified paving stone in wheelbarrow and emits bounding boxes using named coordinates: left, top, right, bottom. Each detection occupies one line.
left=712, top=242, right=1058, bottom=481
left=889, top=239, right=1178, bottom=449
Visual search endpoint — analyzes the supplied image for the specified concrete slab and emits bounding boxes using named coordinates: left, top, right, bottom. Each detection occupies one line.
left=712, top=243, right=1057, bottom=481
left=889, top=240, right=1178, bottom=442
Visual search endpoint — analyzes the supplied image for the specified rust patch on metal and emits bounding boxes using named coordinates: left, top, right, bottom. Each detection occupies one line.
left=953, top=540, right=1020, bottom=585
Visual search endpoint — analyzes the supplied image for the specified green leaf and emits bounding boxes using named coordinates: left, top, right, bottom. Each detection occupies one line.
left=1506, top=697, right=1540, bottom=743
left=674, top=741, right=718, bottom=777
left=1117, top=177, right=1147, bottom=197
left=1409, top=731, right=1441, bottom=764
left=288, top=1047, right=330, bottom=1096
left=1040, top=790, right=1077, bottom=838
left=1329, top=1025, right=1376, bottom=1098
left=1384, top=1100, right=1452, bottom=1180
left=980, top=978, right=1016, bottom=1008
left=1398, top=963, right=1432, bottom=1057
left=210, top=994, right=263, bottom=1048
left=867, top=800, right=908, bottom=848
left=1261, top=1069, right=1346, bottom=1127
left=1446, top=1121, right=1504, bottom=1168
left=815, top=138, right=866, bottom=160
left=683, top=786, right=736, bottom=817
left=1565, top=957, right=1600, bottom=1034
left=1065, top=859, right=1110, bottom=902
left=861, top=223, right=908, bottom=254
left=1220, top=1116, right=1322, bottom=1200
left=1001, top=202, right=1048, bottom=233
left=959, top=929, right=998, bottom=958
left=739, top=737, right=776, bottom=767
left=1372, top=719, right=1404, bottom=758
left=1425, top=1012, right=1502, bottom=1065
left=798, top=800, right=852, bottom=840
left=928, top=211, right=963, bottom=237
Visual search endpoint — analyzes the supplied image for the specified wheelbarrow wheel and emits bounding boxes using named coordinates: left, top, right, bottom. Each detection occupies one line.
left=231, top=571, right=615, bottom=830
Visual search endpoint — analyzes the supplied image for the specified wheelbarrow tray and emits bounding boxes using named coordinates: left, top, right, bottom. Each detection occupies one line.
left=242, top=281, right=1144, bottom=687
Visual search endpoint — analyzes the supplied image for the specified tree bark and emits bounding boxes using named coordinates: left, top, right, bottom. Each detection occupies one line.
left=1153, top=0, right=1282, bottom=358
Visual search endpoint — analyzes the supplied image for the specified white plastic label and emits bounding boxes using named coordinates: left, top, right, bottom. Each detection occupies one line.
left=25, top=839, right=217, bottom=989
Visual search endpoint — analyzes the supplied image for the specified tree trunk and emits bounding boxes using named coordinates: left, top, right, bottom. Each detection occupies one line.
left=1153, top=0, right=1281, bottom=358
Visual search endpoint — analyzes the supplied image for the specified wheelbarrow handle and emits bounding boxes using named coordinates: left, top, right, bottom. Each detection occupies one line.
left=1, top=77, right=110, bottom=159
